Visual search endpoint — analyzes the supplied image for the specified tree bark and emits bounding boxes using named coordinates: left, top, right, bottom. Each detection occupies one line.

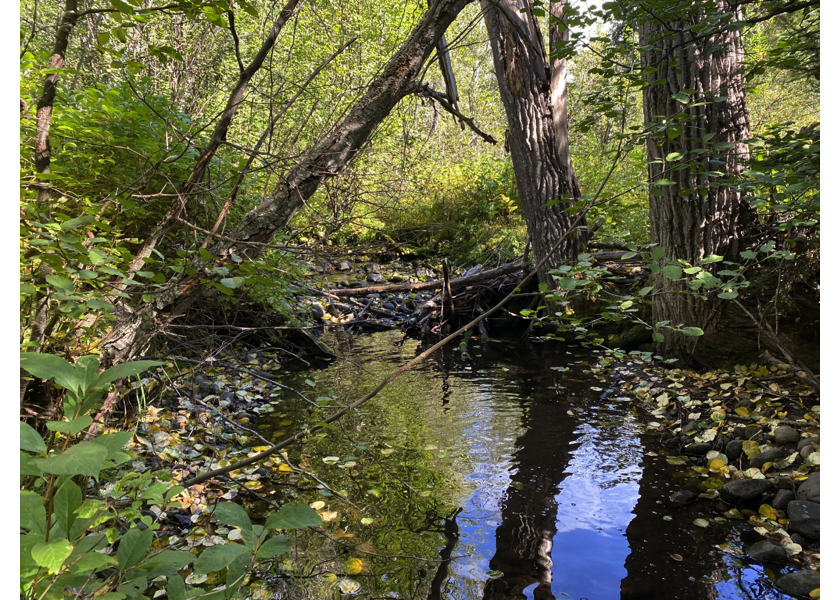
left=481, top=0, right=583, bottom=288
left=640, top=2, right=756, bottom=365
left=100, top=0, right=471, bottom=364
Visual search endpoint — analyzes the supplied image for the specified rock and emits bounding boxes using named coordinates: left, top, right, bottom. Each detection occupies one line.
left=310, top=304, right=325, bottom=321
left=797, top=437, right=819, bottom=451
left=797, top=472, right=820, bottom=504
left=390, top=273, right=404, bottom=282
left=364, top=262, right=381, bottom=274
left=322, top=262, right=335, bottom=273
left=787, top=500, right=820, bottom=539
left=771, top=489, right=796, bottom=510
left=669, top=489, right=697, bottom=505
left=790, top=533, right=806, bottom=547
left=365, top=293, right=381, bottom=299
left=350, top=281, right=368, bottom=288
left=663, top=437, right=681, bottom=450
left=384, top=302, right=396, bottom=310
left=367, top=273, right=384, bottom=283
left=746, top=540, right=787, bottom=563
left=774, top=425, right=800, bottom=445
left=800, top=445, right=816, bottom=460
left=327, top=302, right=354, bottom=316
left=768, top=474, right=794, bottom=490
left=685, top=442, right=712, bottom=455
left=775, top=570, right=820, bottom=598
left=725, top=439, right=744, bottom=461
left=749, top=448, right=786, bottom=469
left=220, top=391, right=235, bottom=402
left=337, top=260, right=352, bottom=272
left=735, top=398, right=752, bottom=409
left=744, top=425, right=763, bottom=440
left=720, top=479, right=774, bottom=505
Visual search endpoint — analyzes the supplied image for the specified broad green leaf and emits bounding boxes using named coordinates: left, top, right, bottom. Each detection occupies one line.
left=20, top=353, right=79, bottom=394
left=619, top=300, right=633, bottom=310
left=95, top=360, right=163, bottom=388
left=639, top=286, right=653, bottom=297
left=740, top=250, right=758, bottom=259
left=90, top=431, right=133, bottom=458
left=681, top=327, right=704, bottom=337
left=46, top=274, right=75, bottom=292
left=21, top=491, right=47, bottom=535
left=47, top=415, right=94, bottom=435
left=220, top=277, right=245, bottom=289
left=20, top=421, right=47, bottom=454
left=225, top=553, right=251, bottom=598
left=717, top=290, right=739, bottom=299
left=72, top=552, right=116, bottom=573
left=54, top=480, right=83, bottom=537
left=264, top=503, right=323, bottom=530
left=167, top=573, right=186, bottom=600
left=117, top=526, right=154, bottom=570
left=32, top=538, right=74, bottom=573
left=21, top=451, right=42, bottom=476
left=256, top=534, right=291, bottom=559
left=699, top=254, right=724, bottom=264
left=653, top=178, right=675, bottom=186
left=194, top=544, right=251, bottom=574
left=75, top=355, right=101, bottom=396
left=652, top=332, right=665, bottom=343
left=137, top=550, right=194, bottom=577
left=650, top=246, right=666, bottom=260
left=35, top=442, right=109, bottom=478
left=662, top=265, right=683, bottom=280
left=213, top=502, right=252, bottom=531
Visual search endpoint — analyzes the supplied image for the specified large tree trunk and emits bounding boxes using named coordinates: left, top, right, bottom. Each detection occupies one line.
left=481, top=0, right=583, bottom=288
left=640, top=3, right=756, bottom=365
left=100, top=0, right=471, bottom=364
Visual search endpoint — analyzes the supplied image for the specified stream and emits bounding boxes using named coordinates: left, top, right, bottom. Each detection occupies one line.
left=248, top=330, right=787, bottom=599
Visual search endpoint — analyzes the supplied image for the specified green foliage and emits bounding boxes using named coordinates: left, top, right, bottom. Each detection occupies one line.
left=20, top=354, right=321, bottom=599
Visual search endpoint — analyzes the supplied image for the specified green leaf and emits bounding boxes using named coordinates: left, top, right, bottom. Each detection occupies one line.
left=167, top=574, right=186, bottom=600
left=194, top=544, right=251, bottom=574
left=54, top=480, right=83, bottom=537
left=699, top=254, right=724, bottom=264
left=653, top=179, right=675, bottom=186
left=47, top=415, right=94, bottom=435
left=256, top=534, right=291, bottom=559
left=117, top=526, right=154, bottom=571
left=46, top=274, right=75, bottom=291
left=137, top=550, right=194, bottom=577
left=87, top=299, right=114, bottom=313
left=717, top=290, right=739, bottom=299
left=21, top=491, right=47, bottom=535
left=32, top=538, right=74, bottom=574
left=71, top=552, right=116, bottom=573
left=619, top=300, right=633, bottom=310
left=665, top=151, right=685, bottom=161
left=95, top=360, right=163, bottom=388
left=662, top=265, right=683, bottom=280
left=650, top=246, right=666, bottom=260
left=213, top=502, right=252, bottom=531
left=740, top=250, right=758, bottom=259
left=20, top=353, right=79, bottom=394
left=90, top=431, right=133, bottom=458
left=20, top=421, right=47, bottom=454
left=639, top=286, right=653, bottom=297
left=199, top=248, right=212, bottom=262
left=35, top=442, right=109, bottom=478
left=652, top=332, right=665, bottom=343
left=21, top=451, right=42, bottom=476
left=220, top=277, right=245, bottom=289
left=681, top=327, right=704, bottom=337
left=264, top=504, right=323, bottom=530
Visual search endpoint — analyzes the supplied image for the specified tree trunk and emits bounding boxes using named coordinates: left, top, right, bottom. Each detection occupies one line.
left=100, top=0, right=471, bottom=364
left=481, top=0, right=583, bottom=288
left=640, top=2, right=756, bottom=365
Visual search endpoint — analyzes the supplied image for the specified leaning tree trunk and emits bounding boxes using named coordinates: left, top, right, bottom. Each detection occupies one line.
left=640, top=3, right=756, bottom=365
left=481, top=0, right=583, bottom=288
left=100, top=0, right=471, bottom=364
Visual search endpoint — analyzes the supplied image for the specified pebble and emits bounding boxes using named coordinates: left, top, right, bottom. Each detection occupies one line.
left=743, top=425, right=763, bottom=440
left=746, top=540, right=787, bottom=563
left=685, top=442, right=712, bottom=455
left=787, top=500, right=820, bottom=539
left=725, top=439, right=744, bottom=461
left=749, top=448, right=786, bottom=469
left=797, top=472, right=820, bottom=504
left=720, top=479, right=774, bottom=505
left=368, top=273, right=384, bottom=283
left=669, top=490, right=697, bottom=505
left=337, top=260, right=352, bottom=272
left=774, top=570, right=820, bottom=598
left=774, top=425, right=800, bottom=445
left=797, top=437, right=819, bottom=451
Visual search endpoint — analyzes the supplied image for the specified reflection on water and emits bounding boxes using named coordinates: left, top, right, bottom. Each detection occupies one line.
left=264, top=330, right=782, bottom=599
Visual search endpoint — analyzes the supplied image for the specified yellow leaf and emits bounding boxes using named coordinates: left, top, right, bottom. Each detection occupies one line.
left=809, top=588, right=820, bottom=598
left=344, top=558, right=364, bottom=575
left=670, top=553, right=684, bottom=562
left=759, top=504, right=776, bottom=520
left=735, top=407, right=750, bottom=417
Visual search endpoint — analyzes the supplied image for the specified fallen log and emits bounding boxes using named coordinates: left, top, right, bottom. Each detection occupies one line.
left=326, top=259, right=527, bottom=297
